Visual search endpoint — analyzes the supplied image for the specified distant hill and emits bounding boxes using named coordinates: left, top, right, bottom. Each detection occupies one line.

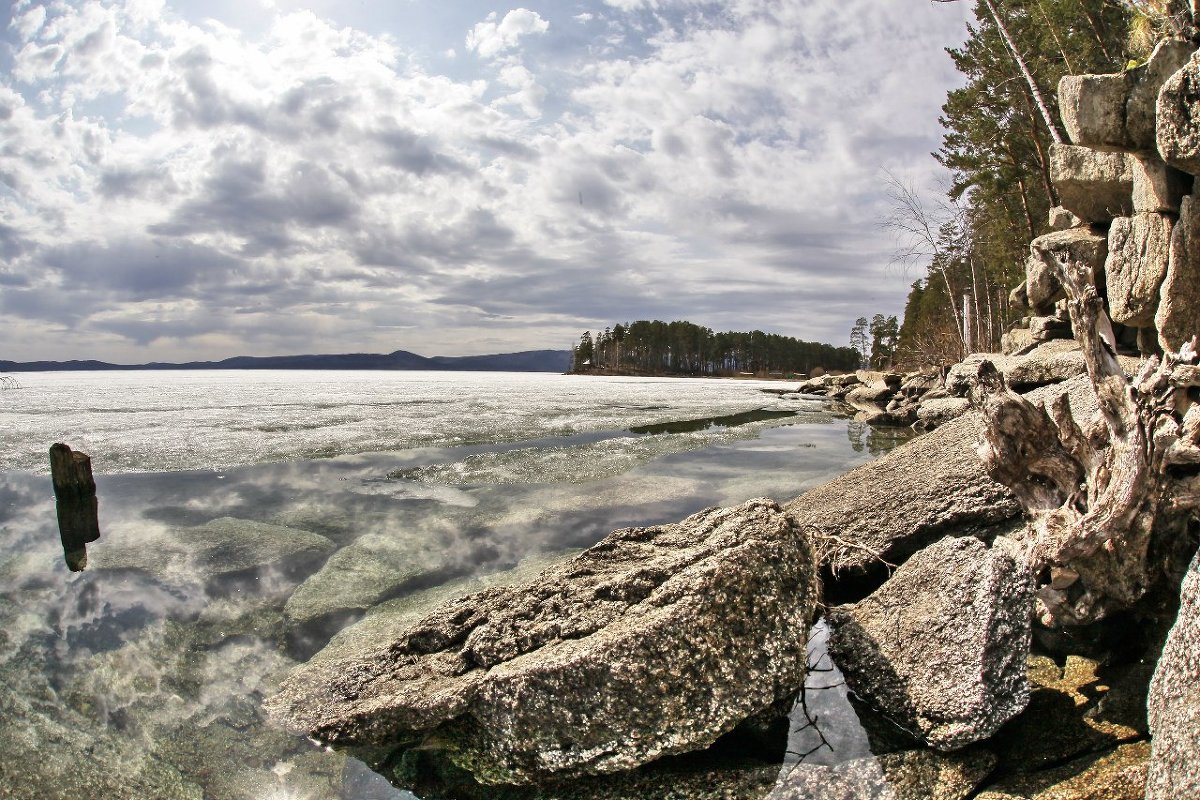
left=0, top=349, right=573, bottom=373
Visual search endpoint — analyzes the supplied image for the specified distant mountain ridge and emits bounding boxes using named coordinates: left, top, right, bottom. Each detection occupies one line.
left=0, top=349, right=573, bottom=373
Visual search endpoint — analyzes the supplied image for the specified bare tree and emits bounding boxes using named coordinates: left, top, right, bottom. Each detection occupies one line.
left=881, top=171, right=969, bottom=357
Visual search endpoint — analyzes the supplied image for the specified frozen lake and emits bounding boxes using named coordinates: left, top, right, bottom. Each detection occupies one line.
left=0, top=370, right=906, bottom=798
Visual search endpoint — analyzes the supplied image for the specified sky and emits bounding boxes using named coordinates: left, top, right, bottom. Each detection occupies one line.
left=0, top=0, right=974, bottom=362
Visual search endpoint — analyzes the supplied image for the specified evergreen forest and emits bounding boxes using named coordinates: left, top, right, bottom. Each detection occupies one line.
left=891, top=0, right=1172, bottom=368
left=571, top=320, right=861, bottom=377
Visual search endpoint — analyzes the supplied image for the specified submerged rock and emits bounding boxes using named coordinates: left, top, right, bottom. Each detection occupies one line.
left=90, top=517, right=334, bottom=584
left=827, top=536, right=1033, bottom=750
left=774, top=749, right=996, bottom=800
left=974, top=740, right=1150, bottom=800
left=267, top=499, right=819, bottom=784
left=310, top=549, right=579, bottom=665
left=283, top=531, right=451, bottom=631
left=1146, top=548, right=1200, bottom=799
left=989, top=654, right=1150, bottom=776
left=0, top=597, right=203, bottom=800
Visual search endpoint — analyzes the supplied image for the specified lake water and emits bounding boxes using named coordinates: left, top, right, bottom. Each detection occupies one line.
left=0, top=370, right=906, bottom=798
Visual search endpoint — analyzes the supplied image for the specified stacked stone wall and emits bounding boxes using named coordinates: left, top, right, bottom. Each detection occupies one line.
left=1009, top=40, right=1200, bottom=356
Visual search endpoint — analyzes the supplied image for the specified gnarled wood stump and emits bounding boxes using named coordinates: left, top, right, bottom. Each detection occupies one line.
left=969, top=238, right=1200, bottom=627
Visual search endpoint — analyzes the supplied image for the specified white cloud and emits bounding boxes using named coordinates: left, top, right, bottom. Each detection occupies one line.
left=0, top=0, right=973, bottom=362
left=10, top=4, right=47, bottom=40
left=602, top=0, right=659, bottom=10
left=465, top=8, right=549, bottom=59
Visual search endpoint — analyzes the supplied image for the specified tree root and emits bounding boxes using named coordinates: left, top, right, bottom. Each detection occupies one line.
left=969, top=238, right=1200, bottom=627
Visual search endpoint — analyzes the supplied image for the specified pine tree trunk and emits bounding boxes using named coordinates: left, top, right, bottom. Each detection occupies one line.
left=1078, top=3, right=1115, bottom=61
left=1015, top=175, right=1038, bottom=241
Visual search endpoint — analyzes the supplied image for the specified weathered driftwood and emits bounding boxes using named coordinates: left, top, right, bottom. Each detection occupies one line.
left=49, top=443, right=100, bottom=571
left=969, top=237, right=1200, bottom=627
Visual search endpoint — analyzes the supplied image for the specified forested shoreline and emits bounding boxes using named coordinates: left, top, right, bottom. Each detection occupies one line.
left=892, top=0, right=1143, bottom=368
left=569, top=320, right=860, bottom=377
left=572, top=3, right=1159, bottom=377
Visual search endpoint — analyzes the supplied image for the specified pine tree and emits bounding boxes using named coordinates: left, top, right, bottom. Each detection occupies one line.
left=850, top=317, right=869, bottom=368
left=892, top=0, right=1134, bottom=368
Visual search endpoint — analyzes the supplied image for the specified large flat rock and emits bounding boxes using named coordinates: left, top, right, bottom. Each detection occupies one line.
left=784, top=408, right=1020, bottom=574
left=827, top=535, right=1033, bottom=751
left=1049, top=145, right=1132, bottom=223
left=1058, top=71, right=1133, bottom=150
left=1057, top=39, right=1196, bottom=154
left=266, top=499, right=819, bottom=784
left=1146, top=547, right=1200, bottom=799
left=784, top=374, right=1109, bottom=580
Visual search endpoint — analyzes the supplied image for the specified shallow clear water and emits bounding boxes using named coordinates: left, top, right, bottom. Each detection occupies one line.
left=0, top=371, right=906, bottom=798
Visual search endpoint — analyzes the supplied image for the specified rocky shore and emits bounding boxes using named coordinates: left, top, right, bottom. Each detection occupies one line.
left=263, top=36, right=1200, bottom=800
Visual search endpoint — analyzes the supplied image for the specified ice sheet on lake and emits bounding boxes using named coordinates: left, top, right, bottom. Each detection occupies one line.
left=2, top=370, right=804, bottom=474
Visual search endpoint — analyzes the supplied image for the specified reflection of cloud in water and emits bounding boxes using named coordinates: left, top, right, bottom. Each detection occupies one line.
left=60, top=616, right=408, bottom=800
left=348, top=480, right=478, bottom=507
left=0, top=383, right=903, bottom=798
left=767, top=620, right=894, bottom=799
left=515, top=477, right=698, bottom=518
left=783, top=621, right=875, bottom=769
left=389, top=417, right=813, bottom=487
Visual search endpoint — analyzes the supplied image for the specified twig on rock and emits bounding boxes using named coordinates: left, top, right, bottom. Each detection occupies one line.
left=801, top=524, right=896, bottom=578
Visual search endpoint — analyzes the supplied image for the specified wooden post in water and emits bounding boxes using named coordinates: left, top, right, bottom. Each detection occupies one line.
left=49, top=443, right=100, bottom=571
